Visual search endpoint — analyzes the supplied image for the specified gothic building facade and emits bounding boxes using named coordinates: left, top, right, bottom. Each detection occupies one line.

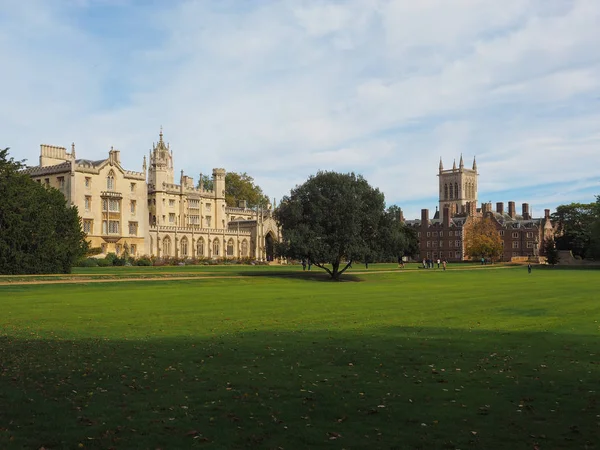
left=407, top=156, right=554, bottom=262
left=24, top=130, right=280, bottom=261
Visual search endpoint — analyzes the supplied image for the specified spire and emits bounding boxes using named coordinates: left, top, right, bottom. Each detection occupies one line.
left=459, top=153, right=464, bottom=169
left=143, top=155, right=147, bottom=172
left=439, top=157, right=443, bottom=172
left=159, top=126, right=164, bottom=143
left=472, top=156, right=477, bottom=171
left=452, top=159, right=456, bottom=171
left=71, top=142, right=76, bottom=159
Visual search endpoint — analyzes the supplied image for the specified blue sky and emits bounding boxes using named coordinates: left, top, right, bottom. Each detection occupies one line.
left=2, top=0, right=599, bottom=219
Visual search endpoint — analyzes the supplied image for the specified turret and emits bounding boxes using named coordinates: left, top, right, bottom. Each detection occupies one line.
left=472, top=156, right=477, bottom=171
left=148, top=127, right=174, bottom=189
left=439, top=157, right=444, bottom=173
left=452, top=159, right=457, bottom=171
left=459, top=154, right=464, bottom=170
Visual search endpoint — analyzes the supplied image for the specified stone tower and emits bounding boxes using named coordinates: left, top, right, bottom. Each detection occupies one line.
left=212, top=168, right=226, bottom=229
left=148, top=128, right=174, bottom=190
left=438, top=155, right=478, bottom=219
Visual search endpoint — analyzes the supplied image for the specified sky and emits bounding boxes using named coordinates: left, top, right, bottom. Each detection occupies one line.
left=1, top=0, right=599, bottom=219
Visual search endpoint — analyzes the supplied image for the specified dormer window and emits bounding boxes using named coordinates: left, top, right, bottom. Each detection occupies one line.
left=107, top=170, right=115, bottom=191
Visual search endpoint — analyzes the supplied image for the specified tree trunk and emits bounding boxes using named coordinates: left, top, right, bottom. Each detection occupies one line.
left=331, top=261, right=340, bottom=280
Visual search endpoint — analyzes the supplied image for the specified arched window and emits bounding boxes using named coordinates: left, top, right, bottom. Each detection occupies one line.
left=107, top=170, right=115, bottom=191
left=181, top=237, right=188, bottom=257
left=212, top=238, right=220, bottom=256
left=449, top=184, right=453, bottom=199
left=197, top=238, right=205, bottom=257
left=227, top=239, right=234, bottom=257
left=454, top=183, right=459, bottom=199
left=163, top=236, right=171, bottom=256
left=241, top=240, right=248, bottom=257
left=444, top=184, right=448, bottom=200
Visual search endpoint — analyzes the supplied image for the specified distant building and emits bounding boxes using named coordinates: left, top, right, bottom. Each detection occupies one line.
left=23, top=130, right=280, bottom=260
left=406, top=156, right=554, bottom=262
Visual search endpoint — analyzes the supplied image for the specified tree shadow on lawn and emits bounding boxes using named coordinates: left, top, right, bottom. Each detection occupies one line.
left=0, top=327, right=597, bottom=450
left=230, top=269, right=364, bottom=283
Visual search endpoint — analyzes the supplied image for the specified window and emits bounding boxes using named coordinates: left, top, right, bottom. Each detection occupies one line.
left=439, top=252, right=443, bottom=258
left=439, top=231, right=443, bottom=237
left=499, top=230, right=504, bottom=236
left=181, top=238, right=188, bottom=257
left=527, top=242, right=534, bottom=249
left=426, top=241, right=431, bottom=248
left=128, top=222, right=138, bottom=236
left=439, top=241, right=443, bottom=248
left=206, top=203, right=212, bottom=212
left=197, top=238, right=205, bottom=256
left=433, top=241, right=438, bottom=247
left=130, top=244, right=137, bottom=256
left=427, top=232, right=431, bottom=237
left=205, top=216, right=211, bottom=228
left=449, top=231, right=453, bottom=237
left=227, top=239, right=234, bottom=256
left=44, top=178, right=50, bottom=186
left=101, top=243, right=107, bottom=254
left=169, top=199, right=175, bottom=207
left=169, top=213, right=175, bottom=224
left=455, top=251, right=461, bottom=258
left=433, top=231, right=438, bottom=237
left=212, top=239, right=220, bottom=256
left=426, top=252, right=430, bottom=258
left=58, top=177, right=65, bottom=188
left=83, top=220, right=93, bottom=234
left=104, top=199, right=120, bottom=212
left=454, top=183, right=458, bottom=199
left=512, top=232, right=519, bottom=238
left=512, top=241, right=519, bottom=248
left=189, top=199, right=200, bottom=208
left=85, top=177, right=91, bottom=188
left=106, top=170, right=115, bottom=190
left=108, top=220, right=120, bottom=234
left=189, top=215, right=200, bottom=225
left=84, top=196, right=91, bottom=211
left=526, top=232, right=533, bottom=238
left=115, top=244, right=121, bottom=256
left=130, top=183, right=136, bottom=192
left=241, top=240, right=248, bottom=257
left=455, top=240, right=460, bottom=247
left=163, top=237, right=171, bottom=256
left=130, top=200, right=136, bottom=214
left=417, top=232, right=421, bottom=237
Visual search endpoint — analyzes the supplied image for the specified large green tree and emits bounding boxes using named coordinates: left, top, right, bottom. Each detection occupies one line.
left=275, top=171, right=385, bottom=280
left=197, top=171, right=268, bottom=208
left=0, top=148, right=87, bottom=274
left=551, top=202, right=595, bottom=258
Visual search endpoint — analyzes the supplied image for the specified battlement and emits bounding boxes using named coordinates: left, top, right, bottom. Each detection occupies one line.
left=40, top=144, right=75, bottom=167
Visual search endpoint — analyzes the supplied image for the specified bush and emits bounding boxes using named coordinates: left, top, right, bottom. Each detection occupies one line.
left=76, top=257, right=99, bottom=267
left=97, top=258, right=112, bottom=267
left=135, top=257, right=153, bottom=266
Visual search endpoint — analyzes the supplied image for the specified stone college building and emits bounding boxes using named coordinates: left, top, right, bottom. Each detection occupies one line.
left=24, top=130, right=280, bottom=261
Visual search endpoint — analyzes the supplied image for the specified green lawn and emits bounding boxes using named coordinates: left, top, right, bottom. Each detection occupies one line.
left=1, top=266, right=598, bottom=449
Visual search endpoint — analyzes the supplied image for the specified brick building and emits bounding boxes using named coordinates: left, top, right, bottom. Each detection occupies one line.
left=406, top=157, right=554, bottom=262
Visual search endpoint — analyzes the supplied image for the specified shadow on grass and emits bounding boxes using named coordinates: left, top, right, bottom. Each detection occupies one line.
left=234, top=269, right=364, bottom=282
left=0, top=328, right=597, bottom=450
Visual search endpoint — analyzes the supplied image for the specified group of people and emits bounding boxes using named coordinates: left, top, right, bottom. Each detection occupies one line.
left=301, top=258, right=312, bottom=271
left=422, top=258, right=447, bottom=270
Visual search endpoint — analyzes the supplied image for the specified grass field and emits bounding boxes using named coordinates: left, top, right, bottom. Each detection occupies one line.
left=1, top=265, right=599, bottom=449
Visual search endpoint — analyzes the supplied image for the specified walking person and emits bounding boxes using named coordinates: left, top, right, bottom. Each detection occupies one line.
left=301, top=258, right=306, bottom=271
left=527, top=263, right=532, bottom=274
left=437, top=258, right=440, bottom=269
left=442, top=259, right=447, bottom=271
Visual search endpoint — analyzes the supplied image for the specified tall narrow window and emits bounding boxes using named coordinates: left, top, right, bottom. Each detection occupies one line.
left=197, top=238, right=205, bottom=256
left=107, top=170, right=115, bottom=191
left=181, top=238, right=188, bottom=257
left=454, top=183, right=459, bottom=199
left=212, top=239, right=220, bottom=256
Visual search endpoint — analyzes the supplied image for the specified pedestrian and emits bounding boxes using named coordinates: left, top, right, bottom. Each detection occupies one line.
left=527, top=263, right=532, bottom=274
left=437, top=258, right=440, bottom=269
left=307, top=259, right=312, bottom=271
left=398, top=255, right=403, bottom=268
left=481, top=257, right=485, bottom=265
left=301, top=258, right=306, bottom=271
left=442, top=259, right=447, bottom=271
left=422, top=259, right=426, bottom=269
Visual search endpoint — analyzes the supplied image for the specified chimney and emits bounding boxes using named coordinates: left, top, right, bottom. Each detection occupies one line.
left=508, top=201, right=516, bottom=219
left=522, top=203, right=530, bottom=220
left=421, top=208, right=429, bottom=225
left=496, top=202, right=504, bottom=215
left=544, top=209, right=551, bottom=220
left=443, top=207, right=450, bottom=227
left=239, top=200, right=247, bottom=208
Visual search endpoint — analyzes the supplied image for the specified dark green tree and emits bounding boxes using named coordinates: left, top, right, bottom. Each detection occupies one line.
left=224, top=172, right=268, bottom=208
left=275, top=171, right=385, bottom=280
left=197, top=171, right=268, bottom=208
left=587, top=196, right=600, bottom=260
left=375, top=205, right=418, bottom=261
left=543, top=238, right=560, bottom=266
left=551, top=203, right=595, bottom=258
left=0, top=148, right=87, bottom=274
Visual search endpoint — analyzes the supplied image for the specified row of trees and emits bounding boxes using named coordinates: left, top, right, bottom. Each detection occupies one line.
left=275, top=171, right=418, bottom=280
left=551, top=200, right=600, bottom=260
left=198, top=172, right=269, bottom=208
left=0, top=148, right=87, bottom=274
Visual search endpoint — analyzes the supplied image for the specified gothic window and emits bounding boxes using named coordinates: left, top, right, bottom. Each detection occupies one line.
left=444, top=184, right=448, bottom=200
left=227, top=239, right=234, bottom=256
left=181, top=237, right=188, bottom=257
left=197, top=238, right=205, bottom=256
left=212, top=238, right=220, bottom=256
left=163, top=236, right=172, bottom=256
left=449, top=185, right=453, bottom=199
left=107, top=170, right=115, bottom=191
left=241, top=240, right=248, bottom=257
left=454, top=183, right=458, bottom=199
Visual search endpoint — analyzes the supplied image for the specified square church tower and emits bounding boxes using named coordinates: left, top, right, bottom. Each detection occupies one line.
left=438, top=155, right=478, bottom=219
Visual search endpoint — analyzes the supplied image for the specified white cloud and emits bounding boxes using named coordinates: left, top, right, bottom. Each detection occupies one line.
left=1, top=0, right=599, bottom=221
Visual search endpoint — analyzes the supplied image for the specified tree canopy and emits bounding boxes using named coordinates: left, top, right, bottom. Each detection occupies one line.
left=375, top=205, right=419, bottom=262
left=464, top=216, right=503, bottom=261
left=275, top=171, right=386, bottom=280
left=551, top=202, right=596, bottom=258
left=0, top=148, right=87, bottom=274
left=198, top=171, right=268, bottom=208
